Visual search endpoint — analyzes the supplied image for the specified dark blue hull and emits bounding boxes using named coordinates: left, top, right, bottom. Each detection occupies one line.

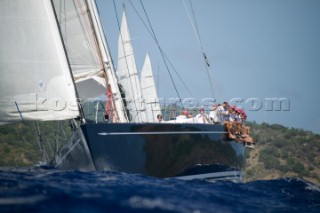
left=55, top=123, right=246, bottom=181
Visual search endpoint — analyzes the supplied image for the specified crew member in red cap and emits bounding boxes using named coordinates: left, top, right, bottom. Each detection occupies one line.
left=196, top=106, right=210, bottom=123
left=176, top=109, right=192, bottom=120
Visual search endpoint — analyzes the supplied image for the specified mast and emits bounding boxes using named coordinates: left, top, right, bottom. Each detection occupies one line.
left=50, top=0, right=128, bottom=123
left=87, top=0, right=128, bottom=123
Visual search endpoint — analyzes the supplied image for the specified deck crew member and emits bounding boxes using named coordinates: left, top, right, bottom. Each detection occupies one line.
left=157, top=114, right=163, bottom=123
left=217, top=101, right=229, bottom=122
left=196, top=106, right=210, bottom=123
left=209, top=104, right=220, bottom=123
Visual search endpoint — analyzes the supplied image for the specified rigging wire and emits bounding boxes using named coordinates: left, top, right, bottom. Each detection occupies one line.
left=138, top=0, right=185, bottom=108
left=182, top=0, right=215, bottom=98
left=128, top=0, right=194, bottom=97
left=87, top=2, right=129, bottom=121
left=32, top=121, right=49, bottom=164
left=90, top=0, right=129, bottom=122
left=156, top=64, right=160, bottom=95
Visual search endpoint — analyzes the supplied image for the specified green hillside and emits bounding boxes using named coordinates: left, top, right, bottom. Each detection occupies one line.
left=0, top=121, right=319, bottom=184
left=245, top=122, right=320, bottom=185
left=0, top=121, right=72, bottom=167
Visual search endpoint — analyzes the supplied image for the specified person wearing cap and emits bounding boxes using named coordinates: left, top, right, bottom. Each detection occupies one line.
left=228, top=105, right=236, bottom=122
left=176, top=109, right=189, bottom=120
left=234, top=108, right=242, bottom=122
left=196, top=106, right=210, bottom=123
left=232, top=109, right=255, bottom=144
left=230, top=108, right=244, bottom=138
left=186, top=109, right=193, bottom=118
left=222, top=104, right=242, bottom=140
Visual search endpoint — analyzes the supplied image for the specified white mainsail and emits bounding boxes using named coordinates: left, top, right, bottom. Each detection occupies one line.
left=140, top=53, right=162, bottom=122
left=117, top=11, right=147, bottom=123
left=0, top=0, right=80, bottom=124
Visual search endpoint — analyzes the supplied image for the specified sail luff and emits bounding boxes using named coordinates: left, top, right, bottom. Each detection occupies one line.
left=140, top=53, right=162, bottom=122
left=117, top=11, right=147, bottom=122
left=0, top=0, right=80, bottom=123
left=52, top=0, right=107, bottom=101
left=53, top=0, right=102, bottom=77
left=86, top=0, right=128, bottom=123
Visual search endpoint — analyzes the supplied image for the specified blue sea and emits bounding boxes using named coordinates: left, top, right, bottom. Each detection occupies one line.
left=0, top=167, right=319, bottom=213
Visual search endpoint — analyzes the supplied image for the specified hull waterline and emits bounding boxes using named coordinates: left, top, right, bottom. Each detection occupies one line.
left=55, top=123, right=246, bottom=182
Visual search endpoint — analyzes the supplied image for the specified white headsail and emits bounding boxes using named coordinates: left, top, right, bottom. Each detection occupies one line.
left=52, top=0, right=128, bottom=123
left=0, top=0, right=80, bottom=124
left=140, top=53, right=162, bottom=122
left=117, top=11, right=147, bottom=123
left=52, top=0, right=106, bottom=100
left=86, top=0, right=129, bottom=123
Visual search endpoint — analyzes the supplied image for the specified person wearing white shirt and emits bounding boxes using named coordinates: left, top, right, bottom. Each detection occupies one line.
left=196, top=106, right=210, bottom=123
left=217, top=102, right=229, bottom=122
left=209, top=104, right=220, bottom=123
left=176, top=110, right=189, bottom=120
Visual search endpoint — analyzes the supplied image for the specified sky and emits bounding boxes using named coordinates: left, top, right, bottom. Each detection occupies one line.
left=96, top=0, right=320, bottom=134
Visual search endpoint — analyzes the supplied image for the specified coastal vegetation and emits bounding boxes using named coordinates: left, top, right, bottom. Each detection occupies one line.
left=245, top=122, right=320, bottom=185
left=0, top=121, right=319, bottom=185
left=0, top=121, right=72, bottom=167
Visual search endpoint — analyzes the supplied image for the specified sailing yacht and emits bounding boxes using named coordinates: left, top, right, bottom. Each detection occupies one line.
left=140, top=53, right=162, bottom=122
left=118, top=12, right=161, bottom=123
left=117, top=11, right=147, bottom=123
left=0, top=0, right=246, bottom=182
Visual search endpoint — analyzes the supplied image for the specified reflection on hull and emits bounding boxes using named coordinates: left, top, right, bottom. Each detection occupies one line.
left=55, top=123, right=246, bottom=182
